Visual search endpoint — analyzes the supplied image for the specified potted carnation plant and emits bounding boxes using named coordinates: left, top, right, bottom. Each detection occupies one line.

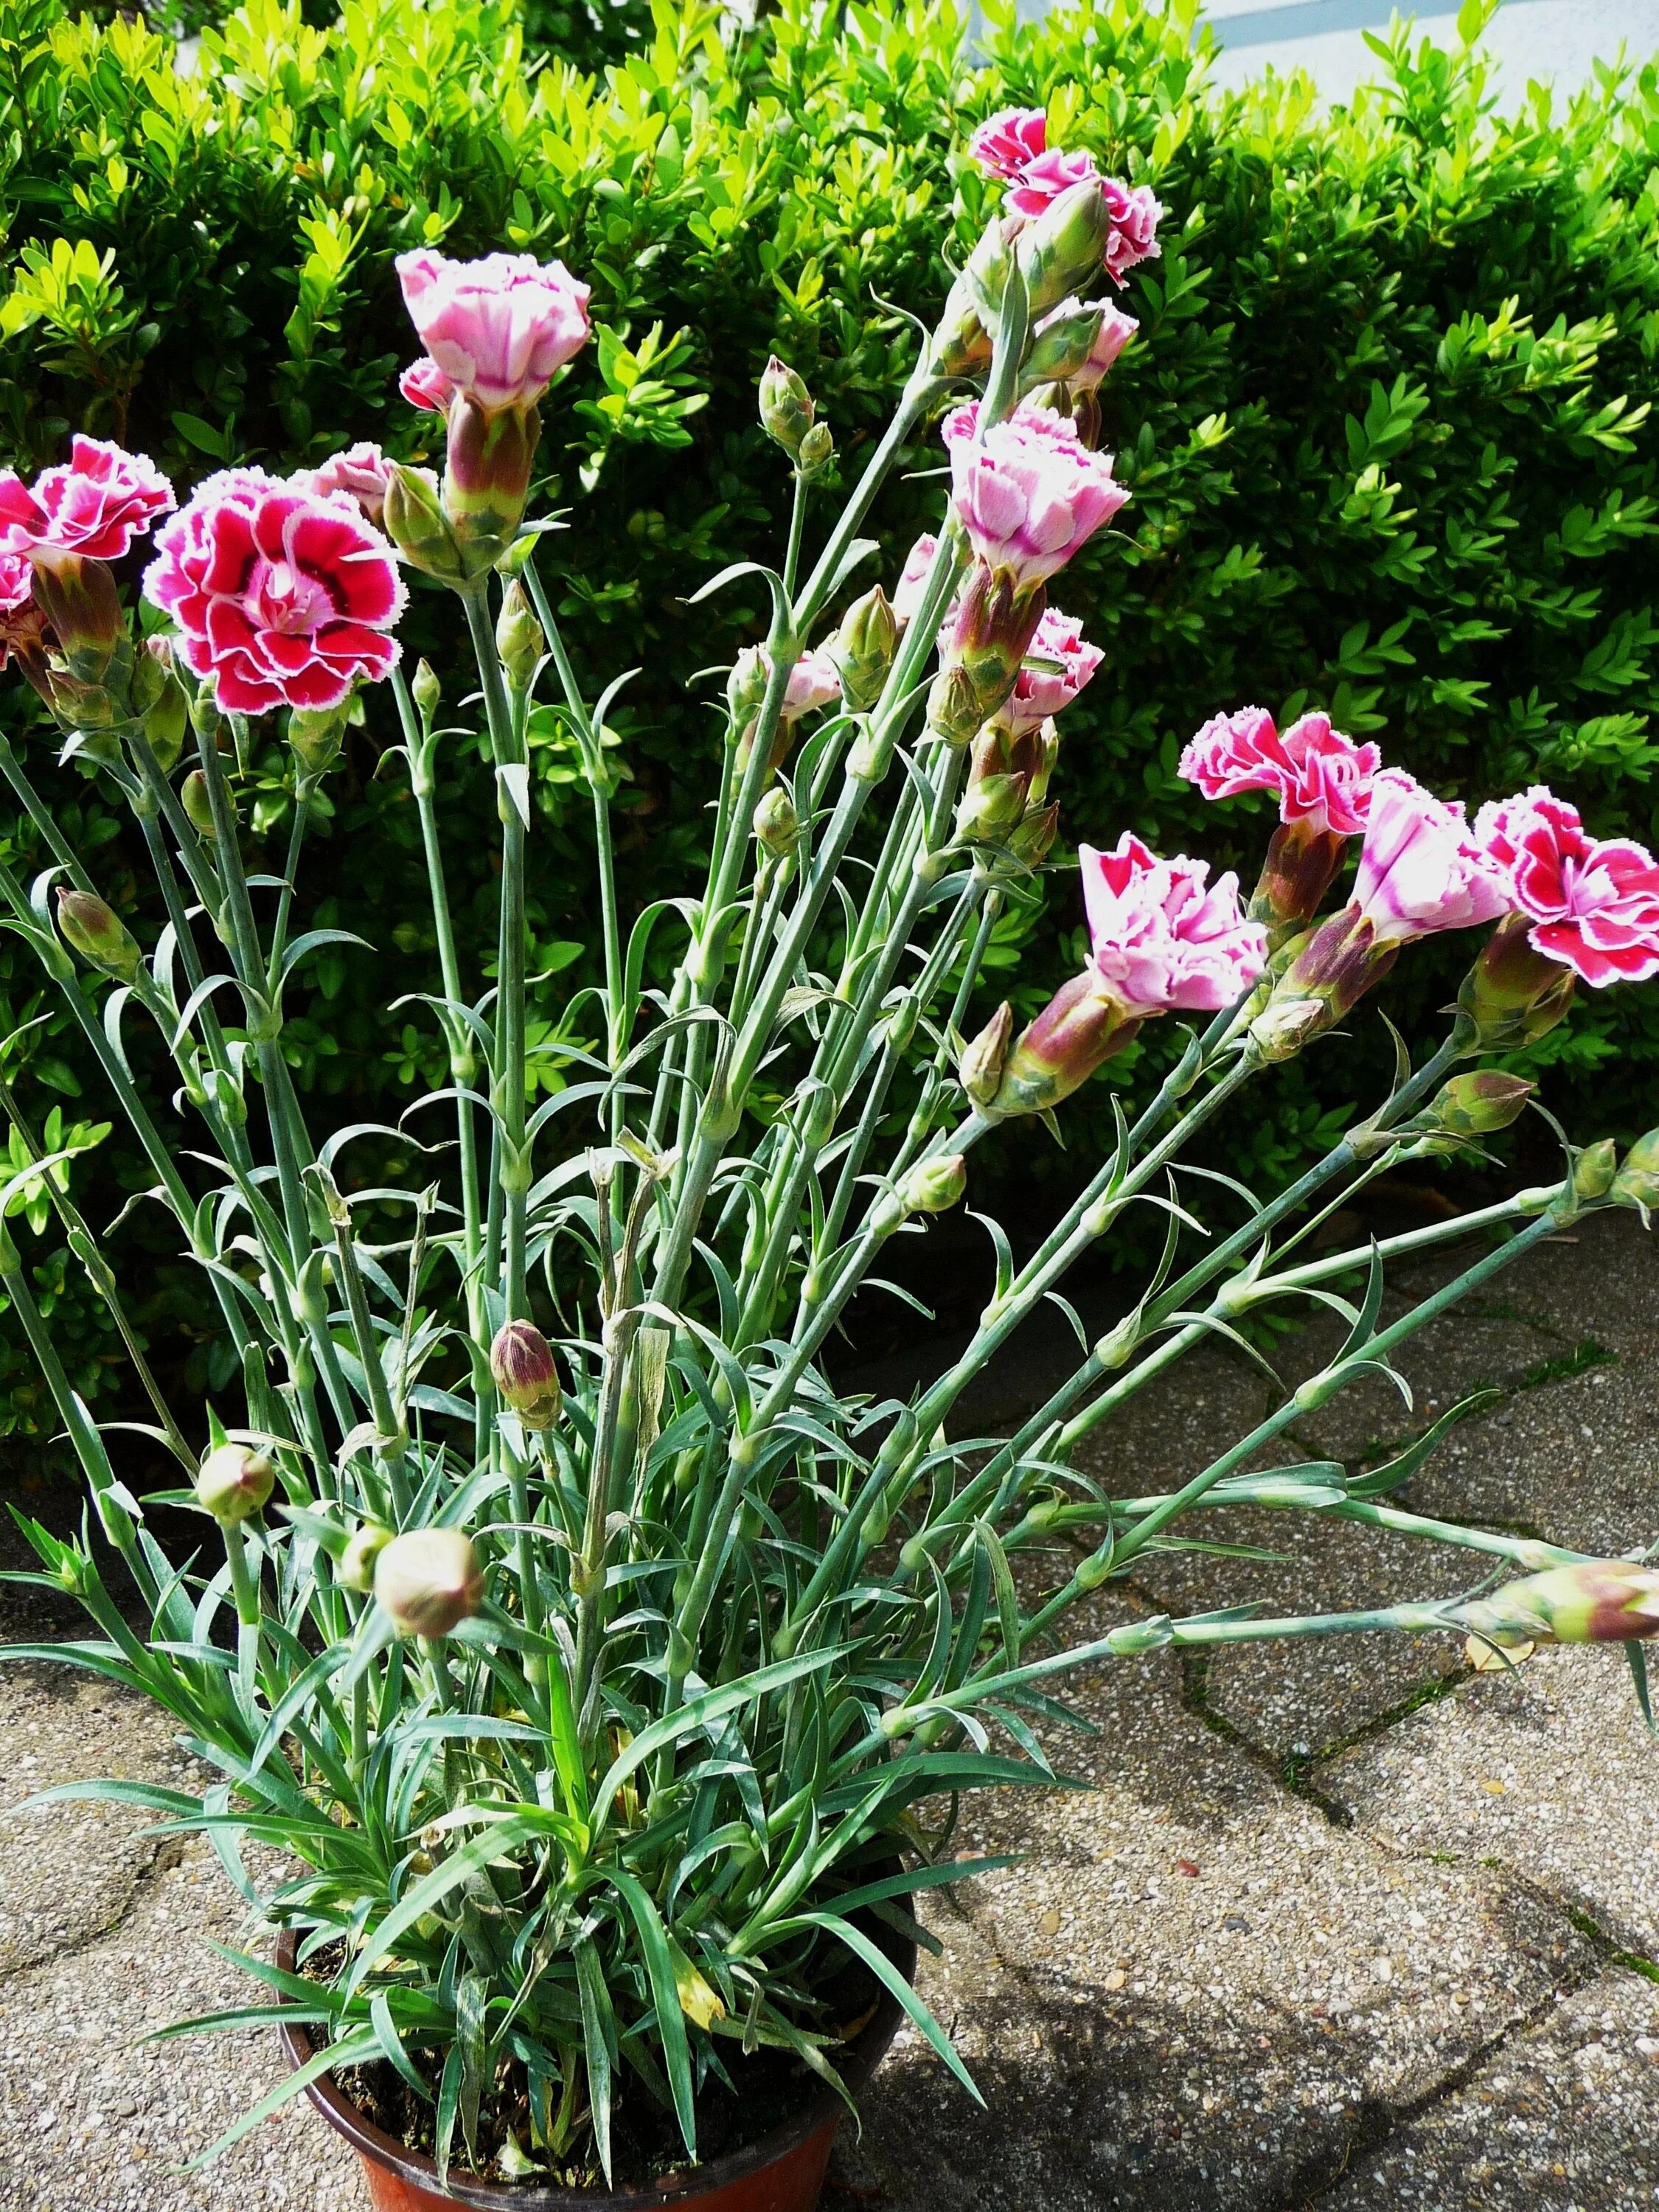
left=4, top=100, right=1659, bottom=2212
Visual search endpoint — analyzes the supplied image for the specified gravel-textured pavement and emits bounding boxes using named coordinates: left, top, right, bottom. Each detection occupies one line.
left=1, top=1208, right=1655, bottom=2211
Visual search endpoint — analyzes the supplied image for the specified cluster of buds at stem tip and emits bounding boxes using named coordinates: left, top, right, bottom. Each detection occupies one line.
left=489, top=1318, right=563, bottom=1431
left=1461, top=1559, right=1659, bottom=1649
left=929, top=183, right=1122, bottom=384
left=758, top=358, right=817, bottom=462
left=194, top=1442, right=275, bottom=1525
left=826, top=585, right=898, bottom=712
left=54, top=886, right=142, bottom=983
left=981, top=970, right=1142, bottom=1118
left=337, top=1520, right=393, bottom=1592
left=375, top=1527, right=484, bottom=1638
left=1453, top=912, right=1578, bottom=1055
left=956, top=715, right=1060, bottom=858
left=1248, top=912, right=1398, bottom=1063
left=1610, top=1130, right=1659, bottom=1220
left=927, top=564, right=1047, bottom=746
left=1375, top=1071, right=1536, bottom=1160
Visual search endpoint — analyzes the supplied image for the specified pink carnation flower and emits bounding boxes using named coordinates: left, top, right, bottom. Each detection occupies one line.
left=1352, top=768, right=1509, bottom=945
left=782, top=647, right=841, bottom=720
left=1102, top=178, right=1164, bottom=287
left=893, top=534, right=948, bottom=628
left=399, top=356, right=457, bottom=414
left=1475, top=786, right=1659, bottom=987
left=395, top=251, right=591, bottom=414
left=943, top=402, right=1128, bottom=591
left=1180, top=707, right=1380, bottom=836
left=0, top=436, right=174, bottom=565
left=1082, top=833, right=1267, bottom=1015
left=1006, top=145, right=1102, bottom=220
left=308, top=442, right=392, bottom=527
left=144, top=472, right=406, bottom=715
left=969, top=108, right=1048, bottom=180
left=1002, top=607, right=1102, bottom=734
left=0, top=552, right=32, bottom=614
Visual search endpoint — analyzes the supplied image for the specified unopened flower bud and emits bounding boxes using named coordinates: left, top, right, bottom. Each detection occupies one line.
left=960, top=1001, right=1014, bottom=1109
left=1572, top=1138, right=1618, bottom=1203
left=128, top=633, right=168, bottom=719
left=1456, top=914, right=1577, bottom=1054
left=990, top=973, right=1141, bottom=1118
left=1463, top=1559, right=1659, bottom=1648
left=1016, top=179, right=1117, bottom=316
left=189, top=682, right=223, bottom=745
left=796, top=421, right=835, bottom=478
left=726, top=645, right=771, bottom=729
left=375, top=1527, right=484, bottom=1638
left=55, top=886, right=141, bottom=982
left=1611, top=1129, right=1659, bottom=1215
left=489, top=1319, right=563, bottom=1431
left=759, top=358, right=816, bottom=459
left=1022, top=299, right=1106, bottom=386
left=1406, top=1071, right=1535, bottom=1152
left=289, top=704, right=348, bottom=779
left=905, top=1152, right=967, bottom=1214
left=827, top=585, right=899, bottom=713
left=411, top=660, right=442, bottom=723
left=495, top=579, right=544, bottom=695
left=142, top=650, right=189, bottom=773
left=338, top=1520, right=393, bottom=1593
left=754, top=787, right=799, bottom=858
left=383, top=460, right=468, bottom=586
left=181, top=770, right=220, bottom=839
left=195, top=1441, right=275, bottom=1524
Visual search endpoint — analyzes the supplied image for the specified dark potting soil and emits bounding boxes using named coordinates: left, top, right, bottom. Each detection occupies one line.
left=316, top=1941, right=888, bottom=2193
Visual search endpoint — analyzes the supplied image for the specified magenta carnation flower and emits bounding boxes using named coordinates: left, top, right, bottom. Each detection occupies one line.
left=144, top=470, right=406, bottom=715
left=1351, top=769, right=1509, bottom=945
left=400, top=356, right=456, bottom=414
left=1475, top=787, right=1659, bottom=987
left=1101, top=179, right=1164, bottom=286
left=1081, top=833, right=1267, bottom=1016
left=1180, top=707, right=1380, bottom=837
left=308, top=443, right=393, bottom=527
left=943, top=403, right=1128, bottom=592
left=1001, top=608, right=1102, bottom=734
left=969, top=107, right=1048, bottom=180
left=395, top=251, right=591, bottom=414
left=1006, top=145, right=1102, bottom=220
left=0, top=437, right=174, bottom=564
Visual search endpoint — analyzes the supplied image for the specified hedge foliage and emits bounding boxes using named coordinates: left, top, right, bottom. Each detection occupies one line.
left=0, top=0, right=1657, bottom=1434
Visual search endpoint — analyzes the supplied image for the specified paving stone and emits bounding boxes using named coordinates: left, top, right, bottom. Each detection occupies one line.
left=0, top=1832, right=361, bottom=2212
left=1322, top=1969, right=1659, bottom=2212
left=0, top=1662, right=191, bottom=1979
left=833, top=1601, right=1597, bottom=2212
left=1329, top=1643, right=1659, bottom=1960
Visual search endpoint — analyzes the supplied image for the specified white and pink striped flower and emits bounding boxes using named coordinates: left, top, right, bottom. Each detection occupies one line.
left=1001, top=607, right=1103, bottom=734
left=395, top=251, right=591, bottom=415
left=942, top=402, right=1127, bottom=592
left=1180, top=707, right=1380, bottom=837
left=968, top=107, right=1049, bottom=181
left=0, top=437, right=174, bottom=565
left=1082, top=834, right=1267, bottom=1015
left=144, top=471, right=406, bottom=714
left=400, top=356, right=457, bottom=414
left=307, top=442, right=393, bottom=528
left=1352, top=769, right=1509, bottom=945
left=1476, top=787, right=1659, bottom=987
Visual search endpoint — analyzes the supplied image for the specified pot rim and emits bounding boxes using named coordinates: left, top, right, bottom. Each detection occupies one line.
left=274, top=1921, right=914, bottom=2209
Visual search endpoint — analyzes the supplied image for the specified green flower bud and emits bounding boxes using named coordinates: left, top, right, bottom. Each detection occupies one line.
left=959, top=1001, right=1014, bottom=1110
left=726, top=644, right=771, bottom=728
left=1021, top=299, right=1105, bottom=386
left=338, top=1520, right=393, bottom=1593
left=128, top=632, right=168, bottom=719
left=195, top=1441, right=275, bottom=1525
left=495, top=578, right=544, bottom=695
left=1455, top=914, right=1577, bottom=1054
left=1463, top=1559, right=1659, bottom=1648
left=827, top=585, right=899, bottom=714
left=1572, top=1138, right=1618, bottom=1203
left=904, top=1152, right=967, bottom=1214
left=1015, top=178, right=1116, bottom=316
left=189, top=683, right=223, bottom=746
left=55, top=886, right=142, bottom=982
left=758, top=357, right=815, bottom=459
left=1611, top=1129, right=1659, bottom=1214
left=411, top=660, right=442, bottom=724
left=796, top=420, right=835, bottom=478
left=289, top=704, right=349, bottom=779
left=1406, top=1071, right=1536, bottom=1152
left=383, top=460, right=468, bottom=587
left=375, top=1527, right=484, bottom=1638
left=181, top=770, right=220, bottom=839
left=489, top=1319, right=563, bottom=1431
left=142, top=651, right=189, bottom=773
left=753, top=786, right=799, bottom=858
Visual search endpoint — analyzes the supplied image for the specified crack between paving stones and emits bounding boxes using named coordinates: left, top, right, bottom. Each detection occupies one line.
left=0, top=1829, right=175, bottom=1987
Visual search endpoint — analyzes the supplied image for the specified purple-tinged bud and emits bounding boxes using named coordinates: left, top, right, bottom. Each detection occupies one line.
left=195, top=1442, right=275, bottom=1524
left=442, top=395, right=540, bottom=574
left=383, top=460, right=468, bottom=587
left=905, top=1152, right=967, bottom=1214
left=55, top=886, right=142, bottom=981
left=1249, top=910, right=1398, bottom=1063
left=796, top=420, right=835, bottom=479
left=1611, top=1129, right=1659, bottom=1216
left=827, top=585, right=899, bottom=712
left=987, top=971, right=1141, bottom=1118
left=411, top=659, right=442, bottom=724
left=927, top=563, right=1048, bottom=747
left=960, top=1001, right=1014, bottom=1109
left=1016, top=179, right=1117, bottom=316
left=495, top=579, right=544, bottom=695
left=753, top=787, right=799, bottom=858
left=375, top=1527, right=484, bottom=1638
left=1455, top=913, right=1577, bottom=1054
left=1404, top=1071, right=1535, bottom=1152
left=28, top=554, right=125, bottom=682
left=1463, top=1559, right=1659, bottom=1648
left=338, top=1520, right=393, bottom=1593
left=1250, top=819, right=1350, bottom=944
left=1572, top=1138, right=1618, bottom=1204
left=956, top=718, right=1054, bottom=846
left=181, top=770, right=220, bottom=839
left=489, top=1319, right=563, bottom=1431
left=289, top=703, right=349, bottom=780
left=1008, top=798, right=1060, bottom=868
left=759, top=358, right=815, bottom=459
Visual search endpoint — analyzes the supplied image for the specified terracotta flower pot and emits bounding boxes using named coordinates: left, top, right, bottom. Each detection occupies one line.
left=276, top=1927, right=914, bottom=2212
